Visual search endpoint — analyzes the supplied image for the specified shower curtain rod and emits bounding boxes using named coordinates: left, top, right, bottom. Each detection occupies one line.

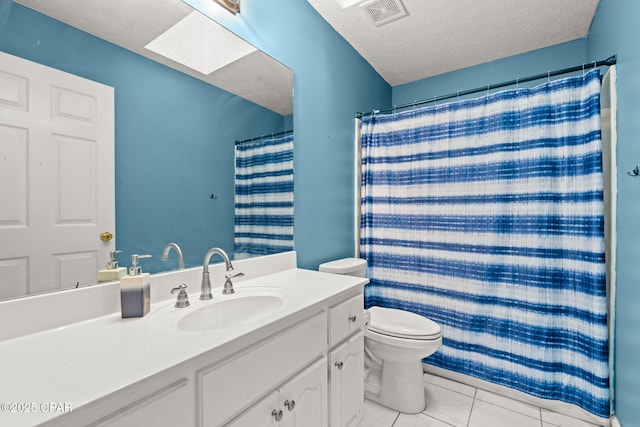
left=356, top=54, right=617, bottom=118
left=235, top=129, right=293, bottom=145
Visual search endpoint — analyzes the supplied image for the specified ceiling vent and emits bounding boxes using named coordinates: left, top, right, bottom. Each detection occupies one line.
left=360, top=0, right=408, bottom=27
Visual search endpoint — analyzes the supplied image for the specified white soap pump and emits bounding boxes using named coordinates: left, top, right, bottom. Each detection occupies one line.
left=120, top=254, right=152, bottom=318
left=97, top=250, right=127, bottom=283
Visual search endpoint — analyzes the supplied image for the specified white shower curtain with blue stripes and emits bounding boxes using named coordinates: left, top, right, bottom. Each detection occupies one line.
left=360, top=69, right=609, bottom=418
left=234, top=134, right=294, bottom=259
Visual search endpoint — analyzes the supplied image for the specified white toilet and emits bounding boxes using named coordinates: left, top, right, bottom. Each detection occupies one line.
left=318, top=258, right=442, bottom=414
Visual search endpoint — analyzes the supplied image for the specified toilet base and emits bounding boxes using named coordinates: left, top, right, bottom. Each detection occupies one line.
left=364, top=359, right=426, bottom=414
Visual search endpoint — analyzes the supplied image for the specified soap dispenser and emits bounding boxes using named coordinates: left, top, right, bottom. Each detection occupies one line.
left=97, top=250, right=127, bottom=283
left=120, top=254, right=152, bottom=318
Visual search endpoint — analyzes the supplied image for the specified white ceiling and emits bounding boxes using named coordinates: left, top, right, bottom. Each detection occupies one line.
left=307, top=0, right=600, bottom=86
left=14, top=0, right=293, bottom=115
left=14, top=0, right=600, bottom=103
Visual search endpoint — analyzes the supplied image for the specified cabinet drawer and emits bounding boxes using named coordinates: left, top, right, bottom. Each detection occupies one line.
left=329, top=293, right=363, bottom=347
left=90, top=379, right=189, bottom=427
left=199, top=311, right=327, bottom=426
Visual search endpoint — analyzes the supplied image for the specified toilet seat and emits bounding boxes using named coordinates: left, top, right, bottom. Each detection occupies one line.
left=368, top=306, right=441, bottom=340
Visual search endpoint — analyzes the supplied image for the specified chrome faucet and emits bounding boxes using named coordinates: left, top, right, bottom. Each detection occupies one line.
left=200, top=247, right=244, bottom=299
left=162, top=242, right=185, bottom=269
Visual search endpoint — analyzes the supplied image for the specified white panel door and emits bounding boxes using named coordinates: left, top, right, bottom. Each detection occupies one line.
left=0, top=51, right=114, bottom=299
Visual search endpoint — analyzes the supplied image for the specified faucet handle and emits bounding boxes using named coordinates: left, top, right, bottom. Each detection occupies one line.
left=171, top=284, right=188, bottom=294
left=171, top=284, right=190, bottom=308
left=222, top=271, right=244, bottom=295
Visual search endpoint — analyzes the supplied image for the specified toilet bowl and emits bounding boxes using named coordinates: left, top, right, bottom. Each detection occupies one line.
left=318, top=258, right=442, bottom=414
left=364, top=306, right=442, bottom=413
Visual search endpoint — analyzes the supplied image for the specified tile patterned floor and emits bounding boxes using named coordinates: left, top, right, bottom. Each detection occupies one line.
left=358, top=373, right=601, bottom=427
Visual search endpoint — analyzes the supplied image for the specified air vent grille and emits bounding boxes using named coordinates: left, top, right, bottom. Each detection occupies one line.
left=361, top=0, right=408, bottom=26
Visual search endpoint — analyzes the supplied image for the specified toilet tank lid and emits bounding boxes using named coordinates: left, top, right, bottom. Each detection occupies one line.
left=318, top=257, right=367, bottom=274
left=368, top=306, right=441, bottom=339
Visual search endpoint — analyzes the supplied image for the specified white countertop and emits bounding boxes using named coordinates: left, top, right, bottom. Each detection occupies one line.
left=0, top=268, right=367, bottom=426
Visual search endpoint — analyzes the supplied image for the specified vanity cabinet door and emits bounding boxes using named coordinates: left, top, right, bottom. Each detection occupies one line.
left=329, top=331, right=364, bottom=427
left=199, top=312, right=327, bottom=426
left=225, top=391, right=278, bottom=427
left=279, top=357, right=328, bottom=427
left=225, top=357, right=327, bottom=427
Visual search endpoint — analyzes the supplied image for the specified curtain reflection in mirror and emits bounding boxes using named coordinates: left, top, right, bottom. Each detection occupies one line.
left=234, top=133, right=294, bottom=259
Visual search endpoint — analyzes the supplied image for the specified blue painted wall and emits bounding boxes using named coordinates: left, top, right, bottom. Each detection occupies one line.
left=588, top=0, right=640, bottom=424
left=0, top=1, right=286, bottom=272
left=185, top=0, right=392, bottom=269
left=393, top=39, right=588, bottom=106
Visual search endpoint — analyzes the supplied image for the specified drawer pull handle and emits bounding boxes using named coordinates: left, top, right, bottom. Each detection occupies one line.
left=272, top=409, right=283, bottom=421
left=284, top=399, right=296, bottom=411
left=348, top=315, right=357, bottom=323
left=335, top=361, right=344, bottom=369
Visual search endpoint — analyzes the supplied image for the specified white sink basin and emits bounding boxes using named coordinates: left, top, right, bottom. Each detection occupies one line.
left=176, top=290, right=287, bottom=332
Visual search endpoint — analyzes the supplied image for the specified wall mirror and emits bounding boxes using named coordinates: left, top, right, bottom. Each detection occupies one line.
left=0, top=0, right=294, bottom=301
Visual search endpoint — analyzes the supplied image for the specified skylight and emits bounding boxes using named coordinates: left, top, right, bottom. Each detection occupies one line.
left=145, top=11, right=257, bottom=75
left=335, top=0, right=362, bottom=8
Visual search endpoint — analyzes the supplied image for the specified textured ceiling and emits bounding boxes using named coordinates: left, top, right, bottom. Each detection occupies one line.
left=14, top=0, right=293, bottom=115
left=14, top=0, right=600, bottom=102
left=307, top=0, right=600, bottom=86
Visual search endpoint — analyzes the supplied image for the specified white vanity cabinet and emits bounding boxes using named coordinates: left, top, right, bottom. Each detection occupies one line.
left=203, top=290, right=366, bottom=427
left=227, top=357, right=328, bottom=427
left=198, top=311, right=327, bottom=426
left=278, top=358, right=328, bottom=427
left=226, top=391, right=279, bottom=427
left=328, top=294, right=365, bottom=427
left=330, top=332, right=364, bottom=427
left=41, top=373, right=195, bottom=427
left=90, top=380, right=191, bottom=427
left=7, top=266, right=368, bottom=427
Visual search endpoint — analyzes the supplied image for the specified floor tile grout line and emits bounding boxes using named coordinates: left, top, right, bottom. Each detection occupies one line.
left=423, top=382, right=477, bottom=427
left=363, top=376, right=599, bottom=427
left=474, top=392, right=545, bottom=422
left=425, top=413, right=460, bottom=427
left=466, top=387, right=478, bottom=427
left=390, top=410, right=400, bottom=426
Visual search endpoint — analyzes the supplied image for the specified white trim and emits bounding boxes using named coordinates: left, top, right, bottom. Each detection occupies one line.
left=354, top=118, right=362, bottom=258
left=601, top=65, right=617, bottom=407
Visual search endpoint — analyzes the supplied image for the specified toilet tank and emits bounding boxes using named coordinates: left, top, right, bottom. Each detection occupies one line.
left=318, top=258, right=367, bottom=277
